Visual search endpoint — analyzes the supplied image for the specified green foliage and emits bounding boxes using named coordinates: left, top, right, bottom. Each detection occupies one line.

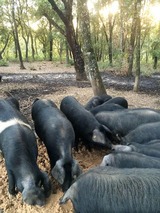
left=0, top=59, right=9, bottom=66
left=0, top=26, right=10, bottom=50
left=98, top=61, right=117, bottom=71
left=0, top=0, right=160, bottom=74
left=97, top=61, right=108, bottom=70
left=140, top=62, right=159, bottom=76
left=150, top=39, right=160, bottom=58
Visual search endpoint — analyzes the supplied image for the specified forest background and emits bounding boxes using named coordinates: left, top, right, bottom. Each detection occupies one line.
left=0, top=0, right=160, bottom=92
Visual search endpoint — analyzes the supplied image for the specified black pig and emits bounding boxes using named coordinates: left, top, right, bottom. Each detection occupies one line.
left=121, top=122, right=160, bottom=145
left=32, top=98, right=82, bottom=192
left=60, top=166, right=160, bottom=213
left=60, top=96, right=117, bottom=150
left=0, top=98, right=51, bottom=206
left=96, top=108, right=160, bottom=137
left=100, top=151, right=160, bottom=168
left=84, top=94, right=112, bottom=110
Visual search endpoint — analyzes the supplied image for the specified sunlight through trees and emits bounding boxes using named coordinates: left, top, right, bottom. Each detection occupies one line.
left=0, top=0, right=160, bottom=85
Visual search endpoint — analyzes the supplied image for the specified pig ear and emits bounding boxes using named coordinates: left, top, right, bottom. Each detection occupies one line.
left=71, top=160, right=82, bottom=179
left=6, top=97, right=20, bottom=111
left=51, top=160, right=65, bottom=185
left=100, top=125, right=112, bottom=135
left=92, top=128, right=104, bottom=142
left=33, top=98, right=39, bottom=104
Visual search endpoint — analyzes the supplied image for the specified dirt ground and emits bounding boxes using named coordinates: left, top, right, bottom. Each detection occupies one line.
left=0, top=61, right=159, bottom=213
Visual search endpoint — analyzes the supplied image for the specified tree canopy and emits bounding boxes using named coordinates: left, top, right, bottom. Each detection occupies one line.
left=0, top=0, right=160, bottom=91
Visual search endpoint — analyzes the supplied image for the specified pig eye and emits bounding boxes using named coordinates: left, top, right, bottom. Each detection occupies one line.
left=106, top=163, right=109, bottom=166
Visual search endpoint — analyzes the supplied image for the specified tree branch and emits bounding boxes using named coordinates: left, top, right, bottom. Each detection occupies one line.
left=47, top=0, right=67, bottom=25
left=43, top=12, right=66, bottom=37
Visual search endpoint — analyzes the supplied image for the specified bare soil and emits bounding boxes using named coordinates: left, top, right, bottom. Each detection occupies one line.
left=0, top=61, right=159, bottom=213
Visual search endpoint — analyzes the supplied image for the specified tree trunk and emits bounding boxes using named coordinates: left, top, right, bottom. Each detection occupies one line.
left=145, top=51, right=148, bottom=63
left=84, top=51, right=107, bottom=95
left=30, top=30, right=35, bottom=60
left=47, top=0, right=87, bottom=81
left=98, top=1, right=115, bottom=67
left=108, top=12, right=113, bottom=66
left=0, top=34, right=10, bottom=60
left=11, top=0, right=25, bottom=69
left=65, top=41, right=70, bottom=64
left=77, top=0, right=106, bottom=96
left=153, top=56, right=158, bottom=69
left=49, top=22, right=53, bottom=61
left=108, top=33, right=113, bottom=66
left=119, top=0, right=125, bottom=66
left=133, top=0, right=141, bottom=92
left=22, top=35, right=29, bottom=62
left=25, top=39, right=29, bottom=62
left=65, top=24, right=87, bottom=80
left=127, top=1, right=138, bottom=76
left=128, top=45, right=134, bottom=76
left=12, top=30, right=18, bottom=59
left=59, top=42, right=63, bottom=63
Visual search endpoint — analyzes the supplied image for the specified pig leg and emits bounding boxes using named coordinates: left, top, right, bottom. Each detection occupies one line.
left=7, top=170, right=17, bottom=195
left=73, top=135, right=80, bottom=152
left=71, top=160, right=82, bottom=179
left=40, top=171, right=52, bottom=197
left=62, top=177, right=71, bottom=192
left=61, top=160, right=82, bottom=192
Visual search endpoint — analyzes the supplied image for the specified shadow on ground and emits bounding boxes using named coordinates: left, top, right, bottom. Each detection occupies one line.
left=2, top=71, right=160, bottom=98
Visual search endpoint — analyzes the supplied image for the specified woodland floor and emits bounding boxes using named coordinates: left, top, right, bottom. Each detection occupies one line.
left=0, top=61, right=159, bottom=213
